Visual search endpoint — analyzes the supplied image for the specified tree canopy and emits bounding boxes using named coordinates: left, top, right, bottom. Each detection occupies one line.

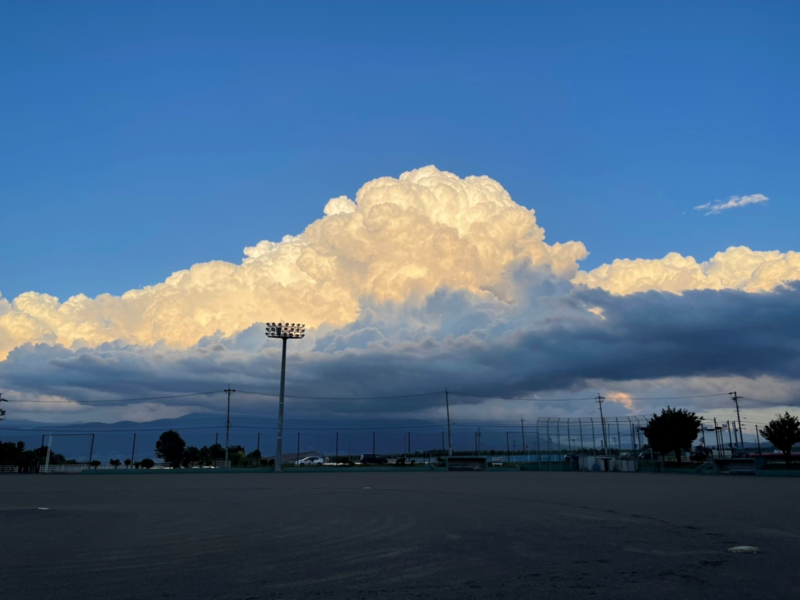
left=643, top=407, right=701, bottom=465
left=760, top=413, right=800, bottom=469
left=155, top=430, right=186, bottom=467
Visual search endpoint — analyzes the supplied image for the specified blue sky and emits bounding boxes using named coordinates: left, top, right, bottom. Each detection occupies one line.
left=2, top=1, right=798, bottom=300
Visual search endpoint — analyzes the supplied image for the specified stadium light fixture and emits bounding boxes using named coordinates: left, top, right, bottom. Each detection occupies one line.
left=266, top=322, right=306, bottom=472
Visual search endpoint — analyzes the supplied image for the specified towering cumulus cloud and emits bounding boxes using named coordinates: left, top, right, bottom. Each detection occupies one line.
left=0, top=166, right=588, bottom=359
left=3, top=166, right=800, bottom=422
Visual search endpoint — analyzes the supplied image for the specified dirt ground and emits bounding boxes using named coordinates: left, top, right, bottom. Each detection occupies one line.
left=1, top=471, right=797, bottom=599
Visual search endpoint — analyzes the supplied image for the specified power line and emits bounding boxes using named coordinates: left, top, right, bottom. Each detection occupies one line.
left=621, top=393, right=731, bottom=400
left=235, top=390, right=443, bottom=400
left=7, top=391, right=223, bottom=404
left=0, top=425, right=222, bottom=433
left=449, top=392, right=596, bottom=401
left=235, top=423, right=446, bottom=431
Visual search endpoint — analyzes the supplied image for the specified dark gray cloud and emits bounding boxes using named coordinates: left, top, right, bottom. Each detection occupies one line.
left=2, top=278, right=799, bottom=423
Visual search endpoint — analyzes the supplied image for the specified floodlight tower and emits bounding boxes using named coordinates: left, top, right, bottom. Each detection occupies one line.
left=266, top=322, right=305, bottom=472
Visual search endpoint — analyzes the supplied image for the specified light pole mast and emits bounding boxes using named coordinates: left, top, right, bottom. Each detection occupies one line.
left=224, top=385, right=236, bottom=463
left=266, top=322, right=305, bottom=473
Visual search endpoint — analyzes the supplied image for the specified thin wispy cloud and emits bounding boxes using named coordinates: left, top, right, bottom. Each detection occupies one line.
left=694, top=193, right=768, bottom=216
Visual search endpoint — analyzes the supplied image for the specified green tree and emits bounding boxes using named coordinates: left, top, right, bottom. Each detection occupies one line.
left=643, top=407, right=701, bottom=466
left=109, top=459, right=121, bottom=469
left=760, top=413, right=800, bottom=470
left=124, top=459, right=132, bottom=469
left=205, top=443, right=225, bottom=461
left=230, top=450, right=247, bottom=467
left=90, top=460, right=102, bottom=469
left=183, top=446, right=201, bottom=467
left=155, top=430, right=186, bottom=468
left=140, top=458, right=155, bottom=469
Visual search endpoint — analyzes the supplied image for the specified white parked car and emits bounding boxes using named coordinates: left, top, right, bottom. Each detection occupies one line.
left=295, top=456, right=324, bottom=466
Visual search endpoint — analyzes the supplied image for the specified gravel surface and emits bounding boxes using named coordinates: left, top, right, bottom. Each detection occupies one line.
left=1, top=471, right=797, bottom=599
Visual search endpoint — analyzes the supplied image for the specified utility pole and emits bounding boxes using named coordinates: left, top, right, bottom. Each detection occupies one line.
left=45, top=433, right=53, bottom=472
left=596, top=394, right=608, bottom=454
left=730, top=392, right=744, bottom=451
left=372, top=431, right=376, bottom=454
left=224, top=385, right=236, bottom=463
left=506, top=432, right=510, bottom=463
left=445, top=389, right=453, bottom=457
left=296, top=432, right=300, bottom=464
left=520, top=418, right=526, bottom=459
left=726, top=421, right=734, bottom=455
left=755, top=422, right=762, bottom=455
left=131, top=433, right=137, bottom=467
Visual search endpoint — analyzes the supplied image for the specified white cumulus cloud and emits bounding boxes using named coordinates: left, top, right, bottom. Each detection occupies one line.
left=694, top=193, right=768, bottom=215
left=574, top=247, right=800, bottom=295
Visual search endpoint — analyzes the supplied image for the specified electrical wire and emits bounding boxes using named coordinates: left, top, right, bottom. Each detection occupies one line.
left=449, top=392, right=596, bottom=401
left=8, top=391, right=223, bottom=404
left=235, top=390, right=443, bottom=400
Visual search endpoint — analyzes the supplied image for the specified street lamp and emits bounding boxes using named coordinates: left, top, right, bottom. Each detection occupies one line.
left=266, top=322, right=305, bottom=472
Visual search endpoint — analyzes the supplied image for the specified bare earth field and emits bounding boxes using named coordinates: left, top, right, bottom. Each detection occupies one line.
left=0, top=472, right=797, bottom=599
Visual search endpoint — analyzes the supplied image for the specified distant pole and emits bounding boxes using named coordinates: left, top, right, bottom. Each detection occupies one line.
left=408, top=431, right=411, bottom=457
left=579, top=418, right=584, bottom=454
left=224, top=385, right=236, bottom=463
left=713, top=418, right=720, bottom=456
left=89, top=434, right=95, bottom=464
left=730, top=391, right=744, bottom=451
left=506, top=432, right=510, bottom=463
left=372, top=431, right=376, bottom=454
left=441, top=431, right=445, bottom=452
left=257, top=432, right=261, bottom=454
left=474, top=431, right=478, bottom=455
left=296, top=432, right=300, bottom=463
left=335, top=432, right=339, bottom=461
left=615, top=420, right=622, bottom=454
left=45, top=433, right=53, bottom=472
left=755, top=423, right=762, bottom=455
left=445, top=389, right=453, bottom=457
left=520, top=418, right=526, bottom=460
left=536, top=425, right=541, bottom=466
left=596, top=394, right=607, bottom=453
left=726, top=421, right=734, bottom=454
left=567, top=420, right=572, bottom=454
left=131, top=433, right=137, bottom=467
